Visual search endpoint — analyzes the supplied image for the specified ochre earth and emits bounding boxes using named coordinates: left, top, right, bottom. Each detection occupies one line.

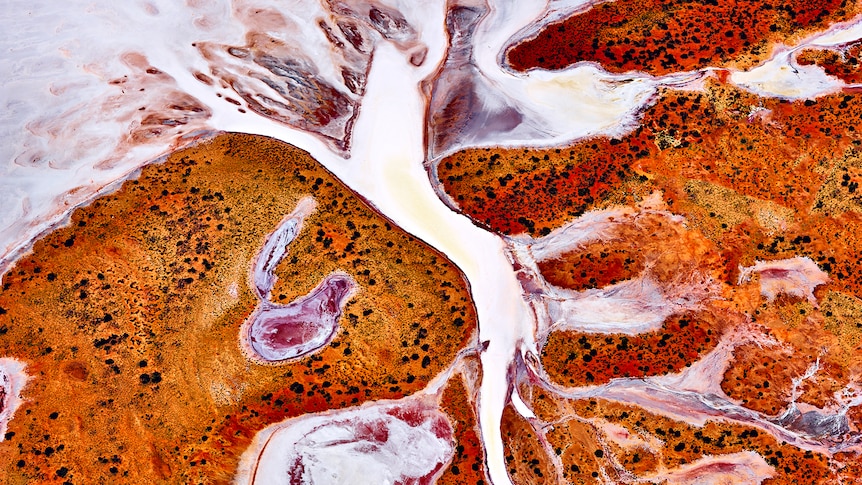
left=500, top=404, right=557, bottom=484
left=505, top=0, right=860, bottom=75
left=437, top=357, right=486, bottom=485
left=0, top=133, right=478, bottom=483
left=525, top=392, right=841, bottom=484
left=797, top=42, right=862, bottom=84
left=438, top=78, right=862, bottom=477
left=543, top=312, right=722, bottom=386
left=439, top=80, right=862, bottom=299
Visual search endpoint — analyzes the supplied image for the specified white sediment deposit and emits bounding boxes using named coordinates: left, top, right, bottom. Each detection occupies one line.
left=4, top=1, right=862, bottom=484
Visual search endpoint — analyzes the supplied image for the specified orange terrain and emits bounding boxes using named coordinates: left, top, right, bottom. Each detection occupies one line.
left=0, top=133, right=479, bottom=483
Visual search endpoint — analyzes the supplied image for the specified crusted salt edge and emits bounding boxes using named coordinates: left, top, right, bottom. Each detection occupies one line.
left=70, top=8, right=525, bottom=481
left=773, top=360, right=862, bottom=439
left=594, top=419, right=661, bottom=451
left=6, top=3, right=858, bottom=485
left=235, top=310, right=480, bottom=484
left=511, top=192, right=717, bottom=336
left=0, top=357, right=29, bottom=441
left=422, top=0, right=709, bottom=161
left=644, top=451, right=775, bottom=485
left=344, top=39, right=535, bottom=485
left=518, top=191, right=675, bottom=261
left=729, top=16, right=862, bottom=100
left=233, top=394, right=454, bottom=485
left=525, top=321, right=862, bottom=455
left=250, top=197, right=317, bottom=300
left=489, top=0, right=862, bottom=118
left=545, top=273, right=717, bottom=335
left=240, top=197, right=358, bottom=364
left=806, top=16, right=862, bottom=48
left=729, top=53, right=848, bottom=100
left=738, top=256, right=829, bottom=306
left=510, top=386, right=536, bottom=419
left=240, top=273, right=357, bottom=363
left=0, top=0, right=434, bottom=283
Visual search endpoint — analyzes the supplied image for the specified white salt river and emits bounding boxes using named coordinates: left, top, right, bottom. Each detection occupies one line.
left=3, top=1, right=862, bottom=484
